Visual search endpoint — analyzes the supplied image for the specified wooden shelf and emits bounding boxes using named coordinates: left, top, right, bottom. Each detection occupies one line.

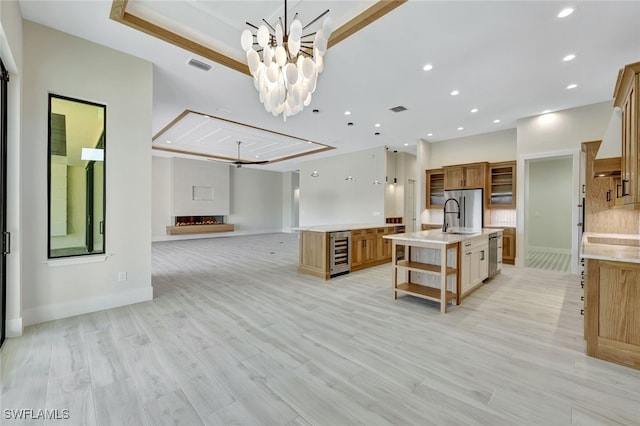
left=166, top=224, right=234, bottom=235
left=396, top=260, right=457, bottom=276
left=395, top=282, right=457, bottom=303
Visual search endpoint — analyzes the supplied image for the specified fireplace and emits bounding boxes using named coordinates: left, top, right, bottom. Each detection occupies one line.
left=167, top=215, right=234, bottom=235
left=175, top=215, right=225, bottom=226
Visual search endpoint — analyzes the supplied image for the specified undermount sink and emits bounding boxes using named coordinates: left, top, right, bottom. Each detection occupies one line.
left=587, top=236, right=640, bottom=247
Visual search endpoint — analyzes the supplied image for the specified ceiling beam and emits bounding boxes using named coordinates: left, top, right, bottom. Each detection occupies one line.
left=110, top=0, right=407, bottom=76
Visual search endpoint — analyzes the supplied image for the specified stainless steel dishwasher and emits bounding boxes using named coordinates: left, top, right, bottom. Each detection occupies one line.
left=488, top=232, right=498, bottom=278
left=329, top=231, right=351, bottom=277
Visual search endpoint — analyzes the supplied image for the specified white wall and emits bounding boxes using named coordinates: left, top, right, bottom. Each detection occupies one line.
left=152, top=155, right=285, bottom=240
left=281, top=171, right=299, bottom=232
left=526, top=157, right=573, bottom=252
left=428, top=129, right=516, bottom=168
left=1, top=0, right=24, bottom=337
left=517, top=101, right=612, bottom=156
left=299, top=146, right=386, bottom=226
left=20, top=21, right=153, bottom=327
left=171, top=157, right=230, bottom=216
left=228, top=166, right=283, bottom=233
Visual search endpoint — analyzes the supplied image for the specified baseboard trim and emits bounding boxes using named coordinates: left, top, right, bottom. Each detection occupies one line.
left=152, top=229, right=286, bottom=242
left=6, top=317, right=23, bottom=337
left=22, top=286, right=153, bottom=327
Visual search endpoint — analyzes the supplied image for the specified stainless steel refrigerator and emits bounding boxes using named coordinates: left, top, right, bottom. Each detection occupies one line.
left=442, top=188, right=484, bottom=232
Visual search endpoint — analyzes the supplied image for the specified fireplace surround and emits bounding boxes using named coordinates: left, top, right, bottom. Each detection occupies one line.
left=166, top=215, right=234, bottom=235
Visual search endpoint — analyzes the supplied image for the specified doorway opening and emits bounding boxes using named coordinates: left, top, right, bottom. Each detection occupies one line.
left=524, top=155, right=574, bottom=272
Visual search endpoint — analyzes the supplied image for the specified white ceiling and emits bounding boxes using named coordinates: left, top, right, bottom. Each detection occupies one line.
left=18, top=1, right=640, bottom=172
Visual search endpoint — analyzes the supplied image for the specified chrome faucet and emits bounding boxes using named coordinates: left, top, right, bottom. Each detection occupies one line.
left=442, top=198, right=460, bottom=232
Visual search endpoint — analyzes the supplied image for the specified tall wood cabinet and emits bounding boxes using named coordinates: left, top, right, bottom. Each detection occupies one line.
left=443, top=162, right=488, bottom=190
left=613, top=61, right=640, bottom=208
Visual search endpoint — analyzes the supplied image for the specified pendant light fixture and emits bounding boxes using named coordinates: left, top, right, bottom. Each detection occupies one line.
left=345, top=153, right=355, bottom=181
left=241, top=0, right=332, bottom=120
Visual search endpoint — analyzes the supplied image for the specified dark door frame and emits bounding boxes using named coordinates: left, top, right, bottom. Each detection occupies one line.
left=0, top=59, right=9, bottom=348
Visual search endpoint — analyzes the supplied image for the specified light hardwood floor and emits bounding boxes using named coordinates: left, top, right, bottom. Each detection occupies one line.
left=2, top=233, right=640, bottom=425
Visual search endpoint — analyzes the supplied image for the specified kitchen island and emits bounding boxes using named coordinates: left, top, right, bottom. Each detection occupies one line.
left=581, top=232, right=640, bottom=370
left=384, top=229, right=502, bottom=313
left=296, top=223, right=405, bottom=280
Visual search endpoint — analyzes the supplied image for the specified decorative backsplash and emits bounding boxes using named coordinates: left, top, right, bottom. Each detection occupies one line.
left=421, top=208, right=516, bottom=227
left=490, top=209, right=516, bottom=226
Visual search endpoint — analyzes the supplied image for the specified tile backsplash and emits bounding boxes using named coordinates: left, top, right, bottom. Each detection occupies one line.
left=421, top=208, right=516, bottom=227
left=490, top=209, right=516, bottom=226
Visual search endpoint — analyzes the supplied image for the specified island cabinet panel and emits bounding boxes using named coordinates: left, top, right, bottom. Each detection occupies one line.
left=459, top=235, right=489, bottom=297
left=298, top=231, right=329, bottom=279
left=586, top=258, right=640, bottom=370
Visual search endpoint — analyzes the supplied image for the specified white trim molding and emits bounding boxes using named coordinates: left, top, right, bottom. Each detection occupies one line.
left=21, top=286, right=153, bottom=327
left=6, top=317, right=23, bottom=337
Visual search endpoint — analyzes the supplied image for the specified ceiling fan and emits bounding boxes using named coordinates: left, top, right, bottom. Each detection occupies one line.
left=210, top=141, right=269, bottom=168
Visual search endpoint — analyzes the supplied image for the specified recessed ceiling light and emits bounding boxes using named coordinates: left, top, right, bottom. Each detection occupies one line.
left=166, top=140, right=172, bottom=144
left=470, top=108, right=479, bottom=113
left=566, top=83, right=578, bottom=89
left=451, top=90, right=460, bottom=96
left=457, top=127, right=464, bottom=131
left=423, top=64, right=433, bottom=71
left=563, top=54, right=576, bottom=62
left=344, top=111, right=351, bottom=115
left=255, top=155, right=260, bottom=158
left=404, top=143, right=409, bottom=146
left=374, top=123, right=381, bottom=128
left=375, top=132, right=380, bottom=136
left=347, top=122, right=354, bottom=126
left=493, top=119, right=501, bottom=124
left=427, top=133, right=433, bottom=137
left=558, top=7, right=574, bottom=18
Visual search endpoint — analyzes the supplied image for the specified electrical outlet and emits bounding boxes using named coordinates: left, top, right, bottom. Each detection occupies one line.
left=117, top=272, right=127, bottom=282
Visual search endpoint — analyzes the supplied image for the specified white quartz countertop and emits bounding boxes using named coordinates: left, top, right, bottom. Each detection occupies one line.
left=384, top=228, right=501, bottom=244
left=580, top=232, right=640, bottom=263
left=293, top=223, right=404, bottom=233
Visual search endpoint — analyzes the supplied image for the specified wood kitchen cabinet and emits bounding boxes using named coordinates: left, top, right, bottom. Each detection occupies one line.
left=425, top=169, right=445, bottom=208
left=352, top=226, right=405, bottom=271
left=489, top=161, right=516, bottom=209
left=585, top=258, right=640, bottom=370
left=376, top=228, right=393, bottom=260
left=592, top=157, right=623, bottom=208
left=502, top=228, right=516, bottom=265
left=351, top=229, right=376, bottom=271
left=444, top=162, right=488, bottom=190
left=613, top=61, right=640, bottom=208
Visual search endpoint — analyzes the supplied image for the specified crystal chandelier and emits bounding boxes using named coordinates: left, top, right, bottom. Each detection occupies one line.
left=240, top=0, right=332, bottom=121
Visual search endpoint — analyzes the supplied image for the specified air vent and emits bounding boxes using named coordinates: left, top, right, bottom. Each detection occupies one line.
left=389, top=105, right=407, bottom=113
left=187, top=58, right=213, bottom=72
